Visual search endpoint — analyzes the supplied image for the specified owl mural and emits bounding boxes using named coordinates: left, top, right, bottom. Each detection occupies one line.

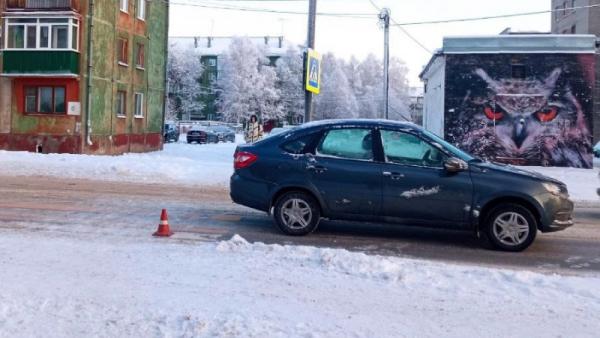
left=445, top=55, right=594, bottom=168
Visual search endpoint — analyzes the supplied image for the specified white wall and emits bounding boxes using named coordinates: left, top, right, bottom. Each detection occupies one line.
left=421, top=56, right=445, bottom=137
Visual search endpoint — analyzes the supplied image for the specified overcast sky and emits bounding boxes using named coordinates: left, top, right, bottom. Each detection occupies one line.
left=169, top=0, right=552, bottom=85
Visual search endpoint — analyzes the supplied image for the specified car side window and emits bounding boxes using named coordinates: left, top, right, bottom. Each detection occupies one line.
left=380, top=130, right=446, bottom=167
left=281, top=133, right=318, bottom=154
left=316, top=128, right=374, bottom=161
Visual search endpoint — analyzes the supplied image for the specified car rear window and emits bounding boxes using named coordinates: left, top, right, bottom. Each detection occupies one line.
left=281, top=133, right=318, bottom=154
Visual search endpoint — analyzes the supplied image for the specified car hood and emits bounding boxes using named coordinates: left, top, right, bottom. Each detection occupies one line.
left=470, top=161, right=564, bottom=185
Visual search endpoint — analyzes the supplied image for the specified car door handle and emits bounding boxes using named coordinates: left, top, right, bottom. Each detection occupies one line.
left=382, top=171, right=404, bottom=180
left=307, top=165, right=328, bottom=173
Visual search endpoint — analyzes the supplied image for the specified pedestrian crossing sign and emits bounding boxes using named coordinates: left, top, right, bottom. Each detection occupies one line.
left=305, top=49, right=321, bottom=94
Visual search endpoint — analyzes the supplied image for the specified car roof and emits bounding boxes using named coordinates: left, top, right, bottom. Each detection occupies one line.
left=295, top=119, right=418, bottom=132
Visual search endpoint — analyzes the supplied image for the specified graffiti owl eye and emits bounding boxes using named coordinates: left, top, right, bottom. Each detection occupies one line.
left=484, top=106, right=504, bottom=121
left=535, top=106, right=558, bottom=122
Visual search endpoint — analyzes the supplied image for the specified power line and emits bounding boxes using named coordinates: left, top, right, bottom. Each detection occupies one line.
left=392, top=3, right=600, bottom=26
left=165, top=0, right=374, bottom=18
left=366, top=0, right=432, bottom=54
left=164, top=0, right=600, bottom=27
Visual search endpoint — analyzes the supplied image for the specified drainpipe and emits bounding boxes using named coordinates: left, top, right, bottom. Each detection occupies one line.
left=161, top=0, right=170, bottom=146
left=85, top=0, right=95, bottom=147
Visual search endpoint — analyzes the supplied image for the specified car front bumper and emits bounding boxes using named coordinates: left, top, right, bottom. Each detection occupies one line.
left=539, top=194, right=574, bottom=233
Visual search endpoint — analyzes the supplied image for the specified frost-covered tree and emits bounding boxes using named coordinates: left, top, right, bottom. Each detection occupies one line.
left=314, top=53, right=358, bottom=120
left=344, top=56, right=363, bottom=100
left=354, top=54, right=383, bottom=119
left=217, top=37, right=284, bottom=123
left=347, top=54, right=411, bottom=121
left=167, top=42, right=204, bottom=120
left=387, top=57, right=411, bottom=121
left=275, top=46, right=304, bottom=123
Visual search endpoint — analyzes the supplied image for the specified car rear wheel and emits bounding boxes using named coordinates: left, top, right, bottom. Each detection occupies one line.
left=483, top=204, right=537, bottom=252
left=273, top=192, right=320, bottom=236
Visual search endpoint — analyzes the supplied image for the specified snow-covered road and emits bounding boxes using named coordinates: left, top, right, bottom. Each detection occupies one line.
left=1, top=230, right=599, bottom=337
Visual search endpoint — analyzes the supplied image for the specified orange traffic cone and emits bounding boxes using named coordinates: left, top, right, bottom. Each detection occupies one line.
left=153, top=209, right=174, bottom=237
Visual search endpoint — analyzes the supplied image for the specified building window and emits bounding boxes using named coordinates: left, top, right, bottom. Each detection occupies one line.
left=137, top=0, right=146, bottom=20
left=4, top=17, right=79, bottom=51
left=24, top=86, right=66, bottom=114
left=120, top=0, right=129, bottom=13
left=554, top=6, right=561, bottom=21
left=209, top=73, right=217, bottom=82
left=116, top=91, right=127, bottom=117
left=118, top=38, right=129, bottom=66
left=136, top=43, right=145, bottom=69
left=134, top=93, right=144, bottom=118
left=208, top=58, right=216, bottom=67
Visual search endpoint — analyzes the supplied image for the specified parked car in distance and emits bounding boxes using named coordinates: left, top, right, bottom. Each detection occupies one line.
left=164, top=123, right=180, bottom=143
left=594, top=141, right=600, bottom=158
left=208, top=125, right=236, bottom=143
left=187, top=126, right=218, bottom=144
left=230, top=119, right=574, bottom=252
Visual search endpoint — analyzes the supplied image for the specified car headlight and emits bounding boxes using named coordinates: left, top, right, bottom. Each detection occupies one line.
left=542, top=182, right=563, bottom=196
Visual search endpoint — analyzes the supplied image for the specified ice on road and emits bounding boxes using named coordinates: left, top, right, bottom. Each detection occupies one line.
left=0, top=231, right=599, bottom=337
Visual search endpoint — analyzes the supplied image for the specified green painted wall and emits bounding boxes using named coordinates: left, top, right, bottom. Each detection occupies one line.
left=199, top=55, right=217, bottom=120
left=2, top=51, right=79, bottom=74
left=82, top=0, right=167, bottom=138
left=146, top=2, right=167, bottom=132
left=0, top=0, right=167, bottom=152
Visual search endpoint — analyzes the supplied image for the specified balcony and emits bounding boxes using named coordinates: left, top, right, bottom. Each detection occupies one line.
left=6, top=0, right=80, bottom=11
left=2, top=51, right=79, bottom=77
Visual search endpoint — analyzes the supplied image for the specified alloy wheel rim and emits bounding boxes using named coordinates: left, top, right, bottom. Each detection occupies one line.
left=281, top=198, right=312, bottom=229
left=492, top=212, right=530, bottom=246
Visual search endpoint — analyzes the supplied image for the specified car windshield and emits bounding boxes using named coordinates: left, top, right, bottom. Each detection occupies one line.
left=421, top=130, right=475, bottom=162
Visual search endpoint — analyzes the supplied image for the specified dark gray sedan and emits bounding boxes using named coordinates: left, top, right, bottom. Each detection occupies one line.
left=230, top=119, right=574, bottom=252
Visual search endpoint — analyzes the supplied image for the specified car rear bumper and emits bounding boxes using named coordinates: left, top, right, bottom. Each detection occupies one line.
left=187, top=135, right=207, bottom=143
left=230, top=173, right=270, bottom=212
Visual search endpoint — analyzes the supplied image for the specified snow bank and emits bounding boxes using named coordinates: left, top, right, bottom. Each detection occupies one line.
left=0, top=139, right=598, bottom=202
left=1, top=232, right=599, bottom=337
left=522, top=166, right=599, bottom=203
left=0, top=137, right=241, bottom=187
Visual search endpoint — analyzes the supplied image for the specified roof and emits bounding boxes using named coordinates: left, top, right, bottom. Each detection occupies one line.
left=169, top=36, right=291, bottom=57
left=443, top=34, right=597, bottom=54
left=419, top=34, right=598, bottom=80
left=418, top=50, right=443, bottom=80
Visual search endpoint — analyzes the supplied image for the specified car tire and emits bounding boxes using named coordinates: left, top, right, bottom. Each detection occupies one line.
left=273, top=191, right=321, bottom=236
left=482, top=203, right=537, bottom=252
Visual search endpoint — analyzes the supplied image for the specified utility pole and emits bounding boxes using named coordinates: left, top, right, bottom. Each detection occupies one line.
left=379, top=8, right=390, bottom=120
left=304, top=0, right=317, bottom=122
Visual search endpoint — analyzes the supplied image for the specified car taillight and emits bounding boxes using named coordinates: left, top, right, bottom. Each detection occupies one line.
left=234, top=151, right=258, bottom=169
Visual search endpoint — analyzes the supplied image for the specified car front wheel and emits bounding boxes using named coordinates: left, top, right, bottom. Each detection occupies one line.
left=273, top=192, right=320, bottom=236
left=483, top=204, right=537, bottom=252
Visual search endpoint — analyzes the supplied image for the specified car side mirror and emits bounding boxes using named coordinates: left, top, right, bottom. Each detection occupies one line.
left=444, top=157, right=468, bottom=173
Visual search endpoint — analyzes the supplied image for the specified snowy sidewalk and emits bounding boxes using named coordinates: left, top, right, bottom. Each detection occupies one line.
left=0, top=231, right=599, bottom=337
left=0, top=140, right=598, bottom=203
